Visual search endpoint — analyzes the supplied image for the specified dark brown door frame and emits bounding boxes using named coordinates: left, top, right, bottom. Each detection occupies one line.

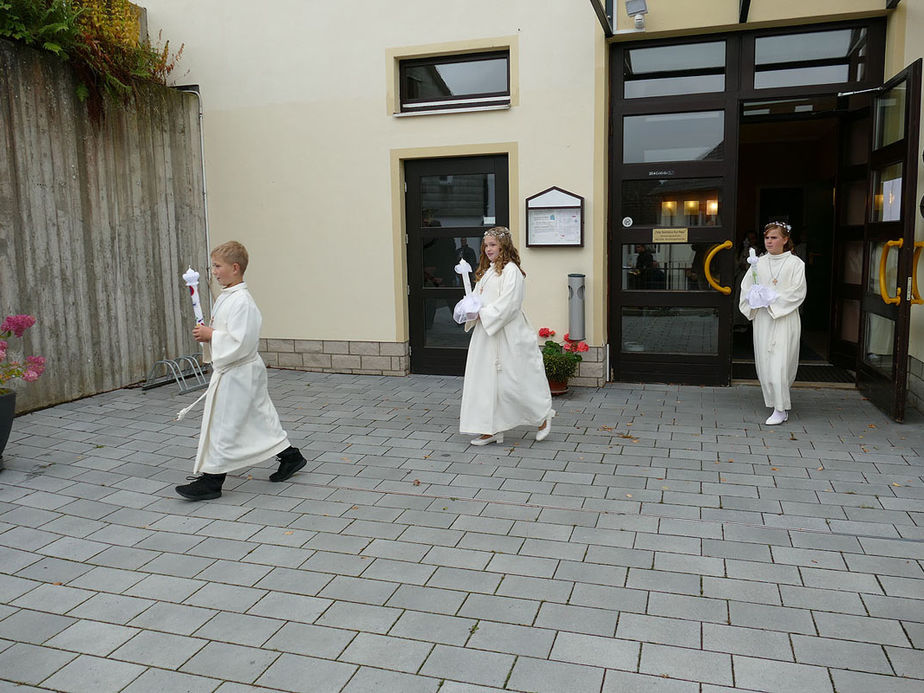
left=405, top=155, right=509, bottom=375
left=856, top=58, right=922, bottom=421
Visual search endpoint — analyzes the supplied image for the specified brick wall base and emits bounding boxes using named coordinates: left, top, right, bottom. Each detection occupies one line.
left=259, top=339, right=409, bottom=376
left=259, top=339, right=609, bottom=386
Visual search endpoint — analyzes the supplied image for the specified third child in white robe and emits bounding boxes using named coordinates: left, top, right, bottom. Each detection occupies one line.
left=460, top=262, right=552, bottom=435
left=738, top=251, right=807, bottom=412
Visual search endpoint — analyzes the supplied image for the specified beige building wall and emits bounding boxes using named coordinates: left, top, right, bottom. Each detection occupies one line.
left=141, top=0, right=606, bottom=355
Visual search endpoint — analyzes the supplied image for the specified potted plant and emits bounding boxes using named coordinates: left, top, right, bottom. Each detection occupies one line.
left=539, top=328, right=588, bottom=395
left=1, top=314, right=46, bottom=463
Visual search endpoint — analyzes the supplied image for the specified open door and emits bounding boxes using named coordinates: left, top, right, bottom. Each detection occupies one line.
left=856, top=59, right=921, bottom=421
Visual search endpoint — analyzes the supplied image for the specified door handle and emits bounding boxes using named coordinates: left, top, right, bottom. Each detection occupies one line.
left=912, top=241, right=924, bottom=305
left=878, top=239, right=903, bottom=305
left=704, top=240, right=733, bottom=295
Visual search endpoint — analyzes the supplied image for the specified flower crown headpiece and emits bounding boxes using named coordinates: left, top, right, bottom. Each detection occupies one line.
left=484, top=227, right=511, bottom=239
left=764, top=221, right=792, bottom=233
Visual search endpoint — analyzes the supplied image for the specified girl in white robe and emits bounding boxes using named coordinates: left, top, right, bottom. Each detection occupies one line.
left=460, top=227, right=553, bottom=445
left=738, top=222, right=807, bottom=425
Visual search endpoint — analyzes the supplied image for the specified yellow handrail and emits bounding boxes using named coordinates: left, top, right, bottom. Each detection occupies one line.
left=912, top=241, right=924, bottom=306
left=704, top=240, right=733, bottom=295
left=878, top=238, right=903, bottom=305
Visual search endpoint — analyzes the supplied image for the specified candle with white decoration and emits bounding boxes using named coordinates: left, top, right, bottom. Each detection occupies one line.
left=183, top=266, right=211, bottom=364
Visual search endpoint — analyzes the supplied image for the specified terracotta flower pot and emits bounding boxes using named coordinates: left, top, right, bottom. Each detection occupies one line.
left=0, top=391, right=15, bottom=461
left=547, top=378, right=569, bottom=396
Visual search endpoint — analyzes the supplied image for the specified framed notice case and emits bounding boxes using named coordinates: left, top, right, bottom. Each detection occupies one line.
left=526, top=186, right=584, bottom=247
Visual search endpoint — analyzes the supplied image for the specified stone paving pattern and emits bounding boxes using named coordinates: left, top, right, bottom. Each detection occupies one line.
left=1, top=370, right=922, bottom=692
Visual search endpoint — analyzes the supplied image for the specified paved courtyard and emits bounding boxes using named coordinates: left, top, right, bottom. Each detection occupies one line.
left=1, top=371, right=922, bottom=692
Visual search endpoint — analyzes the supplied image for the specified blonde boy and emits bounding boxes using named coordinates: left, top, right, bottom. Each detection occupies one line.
left=176, top=241, right=306, bottom=500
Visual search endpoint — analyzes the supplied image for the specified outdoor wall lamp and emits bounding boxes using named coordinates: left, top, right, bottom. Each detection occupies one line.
left=625, top=0, right=648, bottom=30
left=706, top=199, right=719, bottom=215
left=685, top=200, right=700, bottom=214
left=661, top=200, right=677, bottom=214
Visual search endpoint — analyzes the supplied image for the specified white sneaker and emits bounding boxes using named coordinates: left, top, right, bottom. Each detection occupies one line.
left=471, top=433, right=504, bottom=446
left=765, top=409, right=788, bottom=425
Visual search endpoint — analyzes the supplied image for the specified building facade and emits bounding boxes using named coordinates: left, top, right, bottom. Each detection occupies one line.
left=141, top=0, right=924, bottom=420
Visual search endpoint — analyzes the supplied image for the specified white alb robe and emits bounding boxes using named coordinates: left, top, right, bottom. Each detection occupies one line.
left=738, top=251, right=807, bottom=411
left=194, top=283, right=290, bottom=474
left=459, top=262, right=552, bottom=435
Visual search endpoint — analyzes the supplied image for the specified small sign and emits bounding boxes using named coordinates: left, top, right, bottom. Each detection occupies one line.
left=652, top=228, right=688, bottom=243
left=622, top=216, right=633, bottom=228
left=526, top=186, right=584, bottom=247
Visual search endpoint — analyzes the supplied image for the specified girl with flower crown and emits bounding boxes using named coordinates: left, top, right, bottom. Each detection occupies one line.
left=459, top=227, right=554, bottom=445
left=738, top=221, right=807, bottom=425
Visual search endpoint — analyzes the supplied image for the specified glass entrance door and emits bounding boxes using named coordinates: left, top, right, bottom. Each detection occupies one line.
left=857, top=59, right=921, bottom=421
left=609, top=38, right=736, bottom=385
left=405, top=155, right=508, bottom=375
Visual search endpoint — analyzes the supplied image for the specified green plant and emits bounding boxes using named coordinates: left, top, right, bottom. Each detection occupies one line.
left=1, top=0, right=182, bottom=115
left=539, top=328, right=588, bottom=382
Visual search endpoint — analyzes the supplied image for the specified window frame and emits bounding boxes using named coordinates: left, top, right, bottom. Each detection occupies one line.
left=399, top=50, right=511, bottom=113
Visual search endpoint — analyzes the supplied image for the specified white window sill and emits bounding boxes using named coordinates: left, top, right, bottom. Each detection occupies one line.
left=395, top=104, right=511, bottom=117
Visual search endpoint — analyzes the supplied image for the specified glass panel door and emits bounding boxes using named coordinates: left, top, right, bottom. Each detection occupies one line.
left=405, top=156, right=509, bottom=375
left=856, top=59, right=921, bottom=421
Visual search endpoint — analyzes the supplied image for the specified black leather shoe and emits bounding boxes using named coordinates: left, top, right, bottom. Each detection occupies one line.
left=270, top=446, right=306, bottom=482
left=176, top=472, right=226, bottom=500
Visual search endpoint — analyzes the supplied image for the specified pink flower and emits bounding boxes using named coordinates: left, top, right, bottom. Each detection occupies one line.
left=0, top=314, right=36, bottom=338
left=22, top=369, right=40, bottom=382
left=0, top=339, right=6, bottom=361
left=538, top=328, right=552, bottom=338
left=26, top=355, right=46, bottom=376
left=576, top=341, right=590, bottom=352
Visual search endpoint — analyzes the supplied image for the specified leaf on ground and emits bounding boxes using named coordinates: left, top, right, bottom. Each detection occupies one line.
left=600, top=425, right=614, bottom=431
left=284, top=531, right=294, bottom=535
left=868, top=424, right=877, bottom=429
left=626, top=494, right=632, bottom=498
left=771, top=467, right=778, bottom=471
left=892, top=482, right=901, bottom=487
left=413, top=479, right=421, bottom=486
left=817, top=466, right=824, bottom=471
left=618, top=433, right=634, bottom=439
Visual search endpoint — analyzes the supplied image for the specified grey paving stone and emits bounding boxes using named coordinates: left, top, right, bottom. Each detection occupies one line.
left=341, top=666, right=440, bottom=693
left=339, top=632, right=432, bottom=672
left=639, top=643, right=732, bottom=685
left=814, top=612, right=910, bottom=646
left=185, top=582, right=267, bottom=613
left=419, top=644, right=514, bottom=688
left=627, top=568, right=702, bottom=595
left=732, top=655, right=834, bottom=693
left=427, top=566, right=502, bottom=594
left=12, top=583, right=94, bottom=614
left=247, top=591, right=331, bottom=623
left=181, top=641, right=279, bottom=684
left=459, top=593, right=540, bottom=626
left=550, top=630, right=639, bottom=670
left=884, top=646, right=924, bottom=679
left=315, top=601, right=402, bottom=634
left=555, top=559, right=627, bottom=587
left=0, top=608, right=75, bottom=645
left=602, top=669, right=698, bottom=693
left=45, top=619, right=137, bottom=656
left=120, top=668, right=220, bottom=693
left=389, top=610, right=477, bottom=646
left=646, top=592, right=728, bottom=624
left=728, top=601, right=816, bottom=635
left=830, top=669, right=924, bottom=693
left=702, top=623, right=793, bottom=660
left=193, top=611, right=284, bottom=647
left=254, top=567, right=333, bottom=595
left=617, top=612, right=701, bottom=648
left=128, top=601, right=217, bottom=635
left=318, top=575, right=399, bottom=605
left=534, top=602, right=618, bottom=636
left=467, top=620, right=554, bottom=657
left=263, top=621, right=355, bottom=658
left=791, top=634, right=891, bottom=673
left=506, top=656, right=605, bottom=693
left=41, top=653, right=147, bottom=693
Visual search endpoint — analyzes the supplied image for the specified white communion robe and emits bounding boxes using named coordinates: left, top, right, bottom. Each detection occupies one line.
left=194, top=282, right=290, bottom=474
left=738, top=251, right=807, bottom=411
left=459, top=262, right=552, bottom=435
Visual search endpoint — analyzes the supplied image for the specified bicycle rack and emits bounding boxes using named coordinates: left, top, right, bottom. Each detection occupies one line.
left=142, top=353, right=210, bottom=393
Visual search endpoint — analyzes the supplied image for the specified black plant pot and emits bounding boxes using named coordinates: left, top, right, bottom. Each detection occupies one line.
left=0, top=390, right=15, bottom=462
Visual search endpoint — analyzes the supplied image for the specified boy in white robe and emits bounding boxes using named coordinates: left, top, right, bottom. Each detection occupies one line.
left=738, top=222, right=807, bottom=425
left=176, top=241, right=307, bottom=500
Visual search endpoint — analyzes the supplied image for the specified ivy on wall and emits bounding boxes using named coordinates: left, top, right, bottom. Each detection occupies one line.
left=0, top=0, right=182, bottom=114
